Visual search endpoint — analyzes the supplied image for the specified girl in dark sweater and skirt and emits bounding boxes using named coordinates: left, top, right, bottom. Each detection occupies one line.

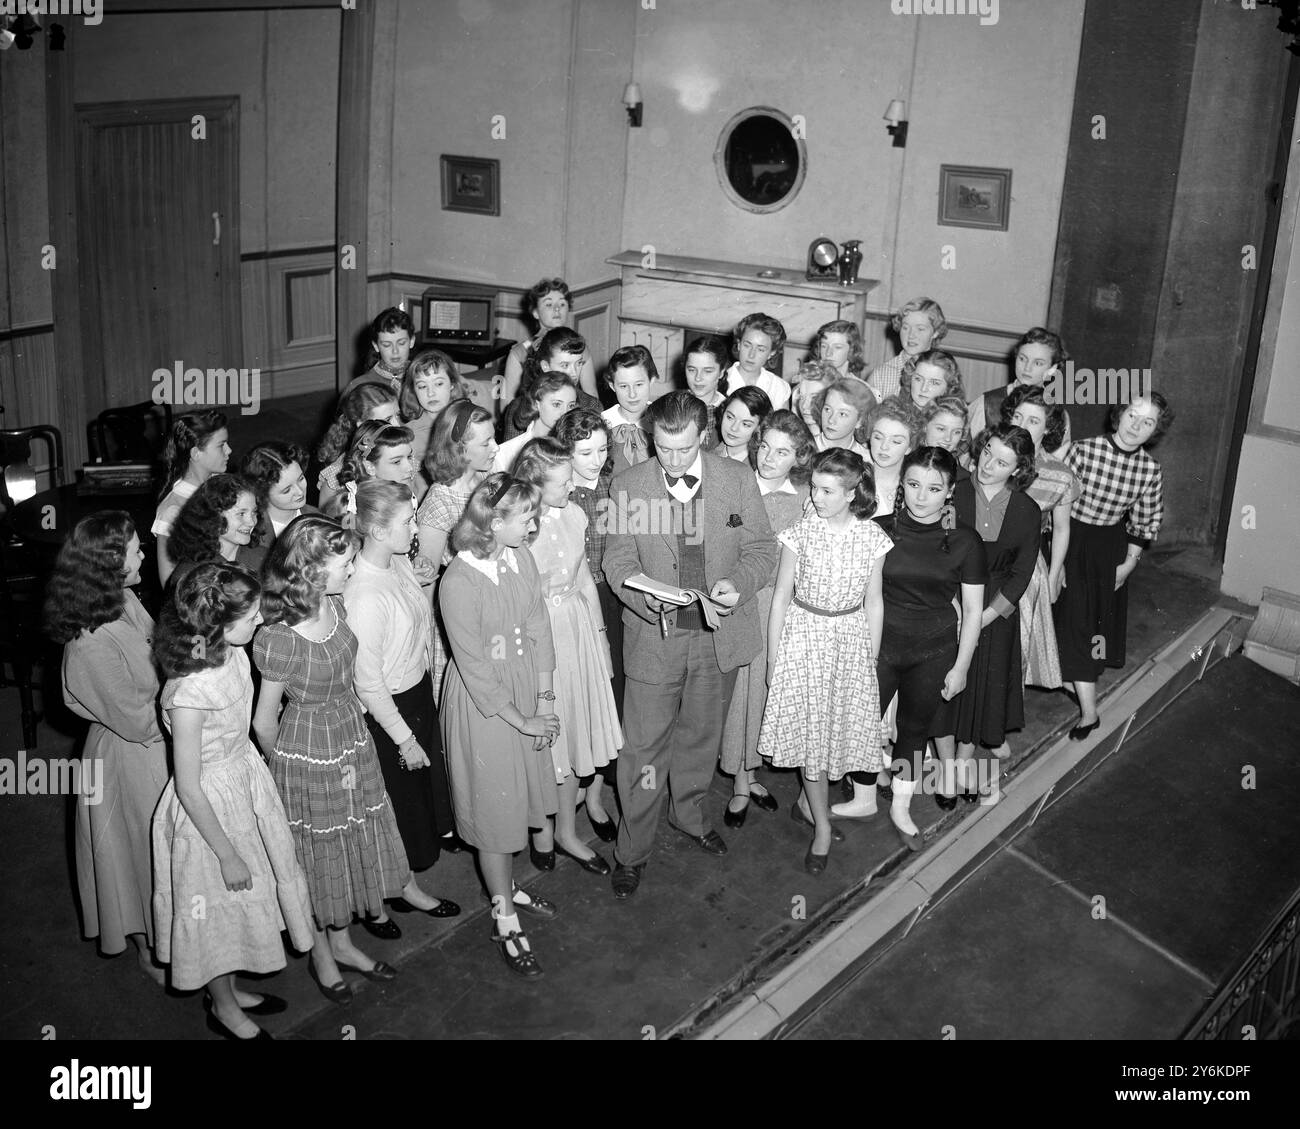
left=930, top=424, right=1041, bottom=805
left=869, top=447, right=987, bottom=849
left=1054, top=395, right=1172, bottom=739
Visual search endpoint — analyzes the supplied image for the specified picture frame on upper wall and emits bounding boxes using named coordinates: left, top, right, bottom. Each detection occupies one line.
left=938, top=165, right=1011, bottom=231
left=440, top=155, right=500, bottom=217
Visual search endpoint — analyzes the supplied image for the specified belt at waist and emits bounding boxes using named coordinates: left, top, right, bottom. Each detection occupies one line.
left=793, top=594, right=861, bottom=618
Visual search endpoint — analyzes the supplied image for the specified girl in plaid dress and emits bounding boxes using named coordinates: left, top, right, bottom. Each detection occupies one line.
left=1054, top=394, right=1173, bottom=740
left=252, top=516, right=420, bottom=1000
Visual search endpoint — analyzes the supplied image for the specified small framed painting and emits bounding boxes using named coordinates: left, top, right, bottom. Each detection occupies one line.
left=938, top=165, right=1011, bottom=231
left=440, top=155, right=500, bottom=216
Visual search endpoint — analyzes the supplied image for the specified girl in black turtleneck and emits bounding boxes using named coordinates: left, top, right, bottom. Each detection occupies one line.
left=871, top=447, right=986, bottom=850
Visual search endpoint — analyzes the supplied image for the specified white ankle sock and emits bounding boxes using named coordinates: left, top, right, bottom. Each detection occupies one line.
left=831, top=781, right=877, bottom=815
left=890, top=779, right=919, bottom=836
left=496, top=911, right=521, bottom=935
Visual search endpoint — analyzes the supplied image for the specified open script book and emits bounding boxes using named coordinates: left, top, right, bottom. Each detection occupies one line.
left=624, top=573, right=739, bottom=631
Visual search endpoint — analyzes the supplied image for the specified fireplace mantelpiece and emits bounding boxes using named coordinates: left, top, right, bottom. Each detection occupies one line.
left=607, top=250, right=877, bottom=381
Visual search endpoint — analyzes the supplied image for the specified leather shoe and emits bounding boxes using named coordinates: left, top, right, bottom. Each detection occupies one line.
left=804, top=840, right=829, bottom=875
left=723, top=797, right=749, bottom=828
left=490, top=925, right=543, bottom=979
left=391, top=896, right=461, bottom=918
left=748, top=787, right=779, bottom=813
left=790, top=801, right=845, bottom=842
left=588, top=812, right=618, bottom=843
left=204, top=997, right=273, bottom=1041
left=555, top=844, right=611, bottom=876
left=237, top=992, right=287, bottom=1016
left=308, top=960, right=353, bottom=1005
left=440, top=832, right=471, bottom=854
left=1069, top=717, right=1101, bottom=741
left=360, top=916, right=401, bottom=941
left=512, top=889, right=558, bottom=919
left=935, top=793, right=959, bottom=812
left=529, top=845, right=556, bottom=871
left=679, top=828, right=728, bottom=855
left=611, top=862, right=645, bottom=899
left=335, top=959, right=398, bottom=983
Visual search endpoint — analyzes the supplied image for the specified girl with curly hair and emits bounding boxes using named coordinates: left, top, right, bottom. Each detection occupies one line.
left=153, top=410, right=230, bottom=585
left=930, top=424, right=1041, bottom=802
left=416, top=401, right=499, bottom=700
left=810, top=319, right=867, bottom=381
left=165, top=473, right=260, bottom=587
left=315, top=383, right=402, bottom=514
left=151, top=563, right=315, bottom=1038
left=253, top=516, right=444, bottom=1000
left=720, top=410, right=817, bottom=826
left=44, top=512, right=169, bottom=982
left=239, top=441, right=320, bottom=574
left=502, top=278, right=599, bottom=404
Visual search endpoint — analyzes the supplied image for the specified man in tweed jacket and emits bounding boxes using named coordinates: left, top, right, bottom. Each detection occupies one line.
left=602, top=391, right=778, bottom=897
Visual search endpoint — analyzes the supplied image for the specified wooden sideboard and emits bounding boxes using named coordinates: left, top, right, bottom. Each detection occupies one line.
left=607, top=250, right=877, bottom=382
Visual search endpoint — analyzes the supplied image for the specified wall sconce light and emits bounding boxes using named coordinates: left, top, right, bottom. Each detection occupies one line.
left=884, top=99, right=908, bottom=148
left=623, top=82, right=643, bottom=128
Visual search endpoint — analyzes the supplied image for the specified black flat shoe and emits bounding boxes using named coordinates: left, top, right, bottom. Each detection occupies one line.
left=490, top=926, right=543, bottom=978
left=335, top=959, right=398, bottom=983
left=307, top=961, right=353, bottom=1005
left=789, top=802, right=845, bottom=842
left=723, top=797, right=749, bottom=828
left=555, top=844, right=611, bottom=876
left=1069, top=717, right=1101, bottom=741
left=804, top=840, right=829, bottom=875
left=748, top=787, right=779, bottom=813
left=679, top=828, right=728, bottom=855
left=935, top=793, right=959, bottom=812
left=440, top=833, right=471, bottom=854
left=611, top=862, right=644, bottom=899
left=391, top=896, right=461, bottom=918
left=360, top=916, right=401, bottom=941
left=239, top=992, right=287, bottom=1016
left=204, top=1000, right=273, bottom=1041
left=588, top=812, right=618, bottom=843
left=529, top=845, right=556, bottom=871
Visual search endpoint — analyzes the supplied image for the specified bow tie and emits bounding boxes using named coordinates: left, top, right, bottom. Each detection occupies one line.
left=665, top=472, right=699, bottom=489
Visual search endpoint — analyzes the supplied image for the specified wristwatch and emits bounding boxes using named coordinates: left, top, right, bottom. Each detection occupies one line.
left=536, top=690, right=556, bottom=702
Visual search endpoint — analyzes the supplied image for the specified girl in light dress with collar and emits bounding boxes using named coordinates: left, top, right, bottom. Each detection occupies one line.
left=719, top=410, right=817, bottom=826
left=46, top=513, right=170, bottom=983
left=512, top=438, right=622, bottom=877
left=439, top=474, right=562, bottom=978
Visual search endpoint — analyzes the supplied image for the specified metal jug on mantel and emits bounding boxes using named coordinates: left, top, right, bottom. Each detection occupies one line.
left=838, top=240, right=863, bottom=286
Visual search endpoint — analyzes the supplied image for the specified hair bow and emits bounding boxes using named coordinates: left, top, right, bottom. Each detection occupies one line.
left=345, top=480, right=358, bottom=515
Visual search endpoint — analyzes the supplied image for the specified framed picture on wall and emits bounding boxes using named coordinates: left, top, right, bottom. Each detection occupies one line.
left=440, top=155, right=500, bottom=216
left=938, top=165, right=1011, bottom=231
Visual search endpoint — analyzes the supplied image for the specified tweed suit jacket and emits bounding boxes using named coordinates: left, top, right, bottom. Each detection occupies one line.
left=603, top=450, right=778, bottom=679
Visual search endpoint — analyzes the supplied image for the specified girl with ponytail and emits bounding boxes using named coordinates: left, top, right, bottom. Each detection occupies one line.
left=153, top=410, right=230, bottom=585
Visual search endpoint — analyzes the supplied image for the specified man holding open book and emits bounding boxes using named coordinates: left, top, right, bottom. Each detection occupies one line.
left=602, top=391, right=779, bottom=898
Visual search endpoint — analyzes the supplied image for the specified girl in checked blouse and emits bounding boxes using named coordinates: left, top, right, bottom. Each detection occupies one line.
left=1053, top=394, right=1173, bottom=740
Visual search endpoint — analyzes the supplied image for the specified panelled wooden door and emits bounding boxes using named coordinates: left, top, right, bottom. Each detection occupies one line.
left=76, top=97, right=241, bottom=416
